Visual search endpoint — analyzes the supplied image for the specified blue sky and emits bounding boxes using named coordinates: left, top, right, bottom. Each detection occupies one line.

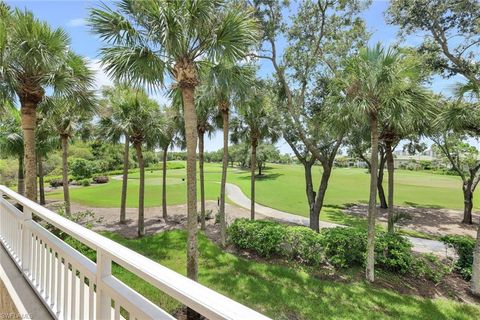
left=5, top=0, right=463, bottom=153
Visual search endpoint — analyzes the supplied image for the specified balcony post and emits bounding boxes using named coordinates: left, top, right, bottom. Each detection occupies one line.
left=96, top=250, right=112, bottom=319
left=21, top=208, right=32, bottom=274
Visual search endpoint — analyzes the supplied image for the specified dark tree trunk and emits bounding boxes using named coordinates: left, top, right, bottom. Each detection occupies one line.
left=385, top=141, right=395, bottom=233
left=250, top=139, right=258, bottom=220
left=120, top=136, right=129, bottom=224
left=17, top=155, right=25, bottom=196
left=134, top=142, right=145, bottom=237
left=366, top=113, right=379, bottom=282
left=162, top=146, right=168, bottom=220
left=378, top=151, right=388, bottom=209
left=463, top=183, right=474, bottom=224
left=310, top=164, right=332, bottom=232
left=258, top=164, right=262, bottom=175
left=304, top=160, right=315, bottom=215
left=199, top=131, right=206, bottom=230
left=37, top=155, right=45, bottom=205
left=61, top=134, right=71, bottom=216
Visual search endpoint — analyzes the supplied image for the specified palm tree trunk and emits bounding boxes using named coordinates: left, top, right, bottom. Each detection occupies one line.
left=20, top=104, right=37, bottom=201
left=219, top=108, right=229, bottom=246
left=61, top=135, right=71, bottom=216
left=134, top=142, right=145, bottom=237
left=471, top=223, right=480, bottom=296
left=250, top=139, right=257, bottom=220
left=366, top=113, right=379, bottom=282
left=462, top=183, right=474, bottom=224
left=120, top=136, right=129, bottom=224
left=181, top=85, right=199, bottom=282
left=385, top=141, right=395, bottom=233
left=37, top=155, right=45, bottom=205
left=17, top=155, right=25, bottom=196
left=162, top=146, right=168, bottom=220
left=199, top=130, right=206, bottom=230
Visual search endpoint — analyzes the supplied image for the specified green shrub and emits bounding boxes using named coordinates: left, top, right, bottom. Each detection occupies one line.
left=375, top=232, right=413, bottom=273
left=228, top=220, right=413, bottom=271
left=228, top=219, right=286, bottom=257
left=282, top=226, right=324, bottom=265
left=49, top=179, right=64, bottom=188
left=79, top=179, right=91, bottom=186
left=70, top=158, right=94, bottom=180
left=411, top=253, right=453, bottom=284
left=441, top=235, right=475, bottom=280
left=319, top=227, right=366, bottom=268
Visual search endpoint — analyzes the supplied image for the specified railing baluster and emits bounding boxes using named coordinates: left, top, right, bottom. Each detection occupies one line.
left=63, top=259, right=69, bottom=320
left=56, top=252, right=62, bottom=316
left=45, top=245, right=51, bottom=302
left=79, top=273, right=85, bottom=320
left=88, top=281, right=94, bottom=320
left=71, top=266, right=77, bottom=320
left=114, top=301, right=120, bottom=320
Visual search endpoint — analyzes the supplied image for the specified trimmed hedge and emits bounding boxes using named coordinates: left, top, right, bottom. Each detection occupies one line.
left=228, top=219, right=413, bottom=273
left=441, top=235, right=475, bottom=280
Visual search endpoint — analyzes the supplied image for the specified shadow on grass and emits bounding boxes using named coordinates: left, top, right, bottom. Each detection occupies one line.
left=404, top=201, right=445, bottom=209
left=236, top=173, right=284, bottom=181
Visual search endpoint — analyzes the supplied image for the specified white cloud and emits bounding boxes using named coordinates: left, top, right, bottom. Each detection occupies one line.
left=87, top=58, right=114, bottom=90
left=67, top=18, right=86, bottom=27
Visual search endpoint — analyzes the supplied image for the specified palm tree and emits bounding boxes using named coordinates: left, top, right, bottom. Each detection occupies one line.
left=231, top=90, right=279, bottom=220
left=89, top=0, right=259, bottom=286
left=1, top=8, right=94, bottom=201
left=380, top=100, right=433, bottom=233
left=340, top=44, right=429, bottom=282
left=35, top=115, right=59, bottom=205
left=203, top=62, right=256, bottom=244
left=41, top=91, right=97, bottom=216
left=195, top=91, right=217, bottom=230
left=98, top=86, right=135, bottom=224
left=157, top=106, right=183, bottom=221
left=0, top=108, right=24, bottom=195
left=99, top=86, right=161, bottom=237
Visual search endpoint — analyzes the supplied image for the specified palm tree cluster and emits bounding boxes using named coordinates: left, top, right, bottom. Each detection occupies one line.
left=2, top=0, right=480, bottom=305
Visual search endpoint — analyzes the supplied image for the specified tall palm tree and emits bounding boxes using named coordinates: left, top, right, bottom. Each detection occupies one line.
left=195, top=91, right=217, bottom=230
left=99, top=86, right=161, bottom=237
left=0, top=108, right=24, bottom=195
left=35, top=115, right=59, bottom=205
left=89, top=0, right=259, bottom=286
left=1, top=8, right=94, bottom=201
left=157, top=106, right=183, bottom=221
left=380, top=99, right=433, bottom=233
left=340, top=44, right=429, bottom=282
left=231, top=90, right=279, bottom=220
left=98, top=86, right=135, bottom=224
left=203, top=62, right=256, bottom=244
left=41, top=91, right=97, bottom=216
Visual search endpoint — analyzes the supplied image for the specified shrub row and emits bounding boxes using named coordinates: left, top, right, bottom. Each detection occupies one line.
left=49, top=175, right=109, bottom=188
left=228, top=219, right=413, bottom=273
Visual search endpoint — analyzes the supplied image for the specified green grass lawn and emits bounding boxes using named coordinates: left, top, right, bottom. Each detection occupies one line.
left=46, top=162, right=475, bottom=234
left=73, top=230, right=479, bottom=320
left=47, top=162, right=473, bottom=222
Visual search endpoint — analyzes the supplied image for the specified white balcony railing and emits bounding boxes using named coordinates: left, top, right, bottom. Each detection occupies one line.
left=0, top=185, right=270, bottom=320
